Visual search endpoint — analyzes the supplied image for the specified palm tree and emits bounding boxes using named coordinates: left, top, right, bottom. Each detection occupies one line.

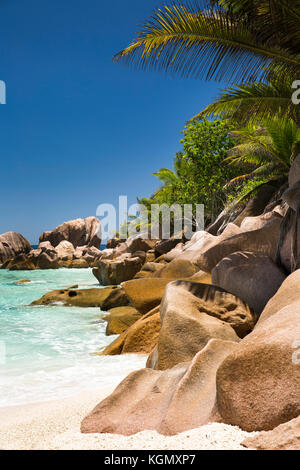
left=224, top=116, right=300, bottom=198
left=153, top=152, right=191, bottom=202
left=113, top=0, right=300, bottom=123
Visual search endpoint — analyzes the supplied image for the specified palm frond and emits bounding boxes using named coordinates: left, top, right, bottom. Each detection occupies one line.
left=194, top=80, right=296, bottom=123
left=113, top=2, right=300, bottom=84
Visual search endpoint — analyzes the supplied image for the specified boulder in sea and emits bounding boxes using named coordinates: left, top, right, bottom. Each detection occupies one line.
left=39, top=216, right=101, bottom=249
left=93, top=255, right=144, bottom=285
left=0, top=232, right=31, bottom=265
left=216, top=269, right=300, bottom=432
left=31, top=285, right=129, bottom=309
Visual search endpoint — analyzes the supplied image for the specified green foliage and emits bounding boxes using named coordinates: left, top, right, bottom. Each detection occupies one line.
left=148, top=118, right=241, bottom=225
left=226, top=116, right=300, bottom=185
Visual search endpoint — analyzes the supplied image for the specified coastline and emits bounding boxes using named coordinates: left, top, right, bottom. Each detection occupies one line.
left=0, top=387, right=256, bottom=450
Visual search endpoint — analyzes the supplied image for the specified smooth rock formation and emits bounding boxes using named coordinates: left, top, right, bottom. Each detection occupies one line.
left=103, top=306, right=142, bottom=336
left=100, top=307, right=160, bottom=355
left=216, top=270, right=300, bottom=432
left=212, top=251, right=286, bottom=314
left=242, top=416, right=300, bottom=450
left=196, top=217, right=282, bottom=273
left=148, top=281, right=256, bottom=371
left=0, top=232, right=31, bottom=264
left=240, top=210, right=282, bottom=232
left=82, top=339, right=238, bottom=436
left=31, top=286, right=129, bottom=309
left=39, top=216, right=101, bottom=248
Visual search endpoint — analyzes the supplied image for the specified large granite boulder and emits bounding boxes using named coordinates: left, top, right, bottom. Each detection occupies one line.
left=212, top=251, right=286, bottom=314
left=31, top=286, right=129, bottom=309
left=196, top=217, right=282, bottom=273
left=240, top=210, right=282, bottom=232
left=39, top=216, right=101, bottom=248
left=100, top=307, right=160, bottom=355
left=242, top=416, right=300, bottom=450
left=216, top=270, right=300, bottom=432
left=147, top=281, right=255, bottom=371
left=93, top=255, right=144, bottom=285
left=0, top=232, right=31, bottom=265
left=81, top=339, right=238, bottom=436
left=175, top=224, right=242, bottom=264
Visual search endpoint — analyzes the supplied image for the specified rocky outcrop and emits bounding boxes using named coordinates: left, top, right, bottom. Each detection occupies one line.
left=0, top=232, right=31, bottom=265
left=100, top=307, right=160, bottom=355
left=147, top=281, right=256, bottom=371
left=216, top=270, right=300, bottom=432
left=81, top=339, right=238, bottom=436
left=39, top=216, right=101, bottom=248
left=103, top=306, right=142, bottom=336
left=31, top=286, right=129, bottom=309
left=242, top=416, right=300, bottom=450
left=212, top=251, right=286, bottom=314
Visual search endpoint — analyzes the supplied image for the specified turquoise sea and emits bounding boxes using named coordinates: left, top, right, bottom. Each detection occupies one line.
left=0, top=268, right=145, bottom=407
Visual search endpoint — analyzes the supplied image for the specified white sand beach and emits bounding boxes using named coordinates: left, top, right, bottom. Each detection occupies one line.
left=0, top=387, right=256, bottom=450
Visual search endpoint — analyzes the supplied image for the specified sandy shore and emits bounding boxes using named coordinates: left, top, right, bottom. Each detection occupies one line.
left=0, top=387, right=256, bottom=450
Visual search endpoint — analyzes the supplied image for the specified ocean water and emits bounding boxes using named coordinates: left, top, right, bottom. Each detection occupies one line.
left=0, top=268, right=146, bottom=407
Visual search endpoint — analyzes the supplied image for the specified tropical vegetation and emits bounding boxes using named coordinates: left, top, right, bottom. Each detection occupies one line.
left=113, top=0, right=300, bottom=228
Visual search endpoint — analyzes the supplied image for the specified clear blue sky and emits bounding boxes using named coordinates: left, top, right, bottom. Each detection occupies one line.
left=0, top=0, right=224, bottom=243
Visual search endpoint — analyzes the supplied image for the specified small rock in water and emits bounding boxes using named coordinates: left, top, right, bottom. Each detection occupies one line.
left=13, top=279, right=31, bottom=285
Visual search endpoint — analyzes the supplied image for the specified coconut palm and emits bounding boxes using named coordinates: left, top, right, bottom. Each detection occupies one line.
left=224, top=116, right=300, bottom=201
left=113, top=0, right=300, bottom=123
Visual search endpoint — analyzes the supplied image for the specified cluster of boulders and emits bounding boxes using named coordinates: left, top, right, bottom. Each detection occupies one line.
left=80, top=157, right=300, bottom=449
left=27, top=155, right=300, bottom=449
left=0, top=217, right=102, bottom=270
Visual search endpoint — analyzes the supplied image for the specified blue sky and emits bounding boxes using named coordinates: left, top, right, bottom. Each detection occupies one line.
left=0, top=0, right=224, bottom=243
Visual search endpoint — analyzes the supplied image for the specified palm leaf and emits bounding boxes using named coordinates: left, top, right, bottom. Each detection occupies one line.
left=194, top=80, right=296, bottom=123
left=113, top=2, right=300, bottom=84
